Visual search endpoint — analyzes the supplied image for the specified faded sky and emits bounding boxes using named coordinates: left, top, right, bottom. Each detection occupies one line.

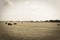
left=0, top=0, right=60, bottom=21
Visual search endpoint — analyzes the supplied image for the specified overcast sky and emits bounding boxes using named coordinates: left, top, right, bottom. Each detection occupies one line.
left=0, top=0, right=60, bottom=21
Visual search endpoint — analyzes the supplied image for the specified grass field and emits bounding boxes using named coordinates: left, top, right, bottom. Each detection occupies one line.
left=0, top=21, right=60, bottom=40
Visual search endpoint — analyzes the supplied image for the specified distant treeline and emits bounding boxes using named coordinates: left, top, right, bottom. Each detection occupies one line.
left=23, top=20, right=60, bottom=23
left=0, top=20, right=60, bottom=23
left=19, top=20, right=60, bottom=23
left=45, top=20, right=60, bottom=22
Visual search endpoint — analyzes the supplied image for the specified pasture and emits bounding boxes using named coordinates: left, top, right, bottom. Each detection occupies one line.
left=0, top=21, right=60, bottom=40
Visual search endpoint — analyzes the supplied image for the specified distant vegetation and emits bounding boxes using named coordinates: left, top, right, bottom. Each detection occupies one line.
left=45, top=20, right=60, bottom=23
left=23, top=20, right=60, bottom=23
left=0, top=19, right=60, bottom=23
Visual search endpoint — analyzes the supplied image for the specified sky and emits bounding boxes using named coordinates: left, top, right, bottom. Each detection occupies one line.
left=0, top=0, right=60, bottom=21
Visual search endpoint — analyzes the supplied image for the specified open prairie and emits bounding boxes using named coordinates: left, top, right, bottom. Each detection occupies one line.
left=0, top=21, right=60, bottom=40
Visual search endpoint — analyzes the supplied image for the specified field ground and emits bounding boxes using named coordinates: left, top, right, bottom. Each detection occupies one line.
left=0, top=21, right=60, bottom=40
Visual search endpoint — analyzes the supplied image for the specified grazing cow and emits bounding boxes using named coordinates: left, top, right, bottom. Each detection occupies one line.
left=13, top=23, right=17, bottom=25
left=57, top=24, right=60, bottom=26
left=5, top=22, right=7, bottom=24
left=8, top=23, right=12, bottom=26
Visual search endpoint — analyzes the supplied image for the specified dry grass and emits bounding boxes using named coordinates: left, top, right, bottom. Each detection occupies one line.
left=0, top=21, right=60, bottom=40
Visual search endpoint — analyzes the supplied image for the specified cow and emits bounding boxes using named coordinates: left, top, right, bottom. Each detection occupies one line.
left=8, top=23, right=12, bottom=26
left=57, top=24, right=60, bottom=26
left=13, top=23, right=17, bottom=25
left=5, top=22, right=7, bottom=24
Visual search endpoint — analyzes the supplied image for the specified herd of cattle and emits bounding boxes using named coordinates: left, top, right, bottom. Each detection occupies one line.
left=4, top=22, right=60, bottom=26
left=5, top=22, right=17, bottom=26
